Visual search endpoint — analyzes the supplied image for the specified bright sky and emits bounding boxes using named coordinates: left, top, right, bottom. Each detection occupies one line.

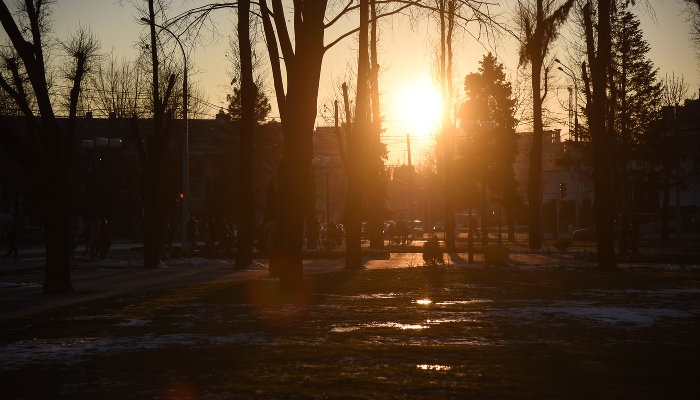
left=21, top=0, right=700, bottom=164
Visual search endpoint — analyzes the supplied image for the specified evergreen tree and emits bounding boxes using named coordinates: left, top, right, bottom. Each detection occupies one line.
left=225, top=80, right=271, bottom=124
left=610, top=9, right=662, bottom=211
left=459, top=53, right=519, bottom=244
left=612, top=9, right=661, bottom=150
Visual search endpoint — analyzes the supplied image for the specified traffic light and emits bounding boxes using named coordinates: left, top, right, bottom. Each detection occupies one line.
left=559, top=182, right=568, bottom=199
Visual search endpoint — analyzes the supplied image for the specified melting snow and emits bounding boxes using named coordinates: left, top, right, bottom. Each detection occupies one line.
left=512, top=302, right=695, bottom=328
left=0, top=333, right=266, bottom=369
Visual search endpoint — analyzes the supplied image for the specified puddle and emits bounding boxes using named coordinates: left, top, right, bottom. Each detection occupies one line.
left=434, top=299, right=492, bottom=305
left=417, top=364, right=451, bottom=371
left=425, top=317, right=479, bottom=325
left=330, top=322, right=428, bottom=333
left=319, top=293, right=409, bottom=300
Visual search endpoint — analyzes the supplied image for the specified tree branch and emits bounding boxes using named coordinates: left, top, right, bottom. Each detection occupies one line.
left=271, top=0, right=295, bottom=65
left=260, top=0, right=287, bottom=121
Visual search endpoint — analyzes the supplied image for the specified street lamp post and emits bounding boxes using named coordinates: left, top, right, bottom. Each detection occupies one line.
left=140, top=17, right=190, bottom=254
left=554, top=59, right=583, bottom=229
left=554, top=59, right=578, bottom=143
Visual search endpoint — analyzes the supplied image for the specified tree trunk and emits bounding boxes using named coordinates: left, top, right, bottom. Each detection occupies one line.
left=43, top=155, right=73, bottom=294
left=367, top=0, right=385, bottom=250
left=236, top=0, right=255, bottom=268
left=507, top=206, right=516, bottom=243
left=142, top=159, right=163, bottom=268
left=528, top=56, right=543, bottom=249
left=441, top=0, right=457, bottom=252
left=268, top=13, right=326, bottom=289
left=586, top=0, right=616, bottom=269
left=274, top=120, right=312, bottom=289
left=345, top=0, right=370, bottom=269
left=481, top=176, right=489, bottom=251
left=661, top=179, right=669, bottom=242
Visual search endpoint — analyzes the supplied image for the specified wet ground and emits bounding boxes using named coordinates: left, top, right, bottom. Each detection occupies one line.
left=2, top=263, right=699, bottom=399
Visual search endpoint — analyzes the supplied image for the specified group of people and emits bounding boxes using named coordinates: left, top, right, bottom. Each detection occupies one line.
left=386, top=219, right=411, bottom=245
left=179, top=216, right=238, bottom=258
left=306, top=218, right=344, bottom=250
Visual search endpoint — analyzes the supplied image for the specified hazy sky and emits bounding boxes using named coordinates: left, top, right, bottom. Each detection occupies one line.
left=30, top=0, right=700, bottom=163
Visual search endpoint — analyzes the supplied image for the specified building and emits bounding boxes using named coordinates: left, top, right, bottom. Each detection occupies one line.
left=514, top=129, right=594, bottom=230
left=0, top=115, right=283, bottom=238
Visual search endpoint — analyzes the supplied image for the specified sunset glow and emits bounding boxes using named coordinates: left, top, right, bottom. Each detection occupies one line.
left=397, top=80, right=443, bottom=139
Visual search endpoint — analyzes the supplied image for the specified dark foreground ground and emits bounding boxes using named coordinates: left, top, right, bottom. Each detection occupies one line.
left=2, top=263, right=700, bottom=399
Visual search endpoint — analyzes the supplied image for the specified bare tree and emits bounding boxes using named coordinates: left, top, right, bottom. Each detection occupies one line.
left=517, top=0, right=575, bottom=249
left=661, top=72, right=690, bottom=107
left=131, top=0, right=178, bottom=268
left=581, top=0, right=616, bottom=269
left=90, top=55, right=142, bottom=118
left=344, top=0, right=371, bottom=270
left=172, top=0, right=498, bottom=290
left=235, top=0, right=256, bottom=268
left=0, top=1, right=98, bottom=293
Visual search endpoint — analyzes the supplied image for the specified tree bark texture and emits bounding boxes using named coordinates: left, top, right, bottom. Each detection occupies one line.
left=585, top=0, right=617, bottom=269
left=345, top=0, right=370, bottom=270
left=528, top=55, right=544, bottom=249
left=236, top=0, right=255, bottom=268
left=262, top=1, right=327, bottom=289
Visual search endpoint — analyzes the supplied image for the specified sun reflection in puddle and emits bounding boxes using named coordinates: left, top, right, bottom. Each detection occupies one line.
left=435, top=299, right=492, bottom=305
left=416, top=364, right=452, bottom=371
left=414, top=299, right=432, bottom=305
left=330, top=322, right=427, bottom=332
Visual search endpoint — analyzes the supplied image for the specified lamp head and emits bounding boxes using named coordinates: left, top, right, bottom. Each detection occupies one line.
left=557, top=66, right=564, bottom=71
left=554, top=58, right=561, bottom=64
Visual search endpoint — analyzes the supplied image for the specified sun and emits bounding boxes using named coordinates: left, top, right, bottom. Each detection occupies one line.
left=398, top=80, right=443, bottom=138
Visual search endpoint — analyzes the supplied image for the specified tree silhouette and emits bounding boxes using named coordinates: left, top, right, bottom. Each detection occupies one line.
left=234, top=0, right=257, bottom=268
left=610, top=9, right=662, bottom=213
left=225, top=81, right=271, bottom=124
left=130, top=0, right=178, bottom=268
left=460, top=53, right=518, bottom=245
left=582, top=0, right=616, bottom=270
left=0, top=1, right=98, bottom=293
left=517, top=0, right=575, bottom=249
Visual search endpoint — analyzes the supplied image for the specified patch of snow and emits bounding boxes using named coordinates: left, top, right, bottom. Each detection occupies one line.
left=0, top=281, right=42, bottom=288
left=166, top=257, right=230, bottom=266
left=0, top=332, right=268, bottom=369
left=115, top=319, right=152, bottom=327
left=512, top=302, right=694, bottom=328
left=574, top=288, right=700, bottom=298
left=655, top=264, right=700, bottom=272
left=245, top=260, right=268, bottom=271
